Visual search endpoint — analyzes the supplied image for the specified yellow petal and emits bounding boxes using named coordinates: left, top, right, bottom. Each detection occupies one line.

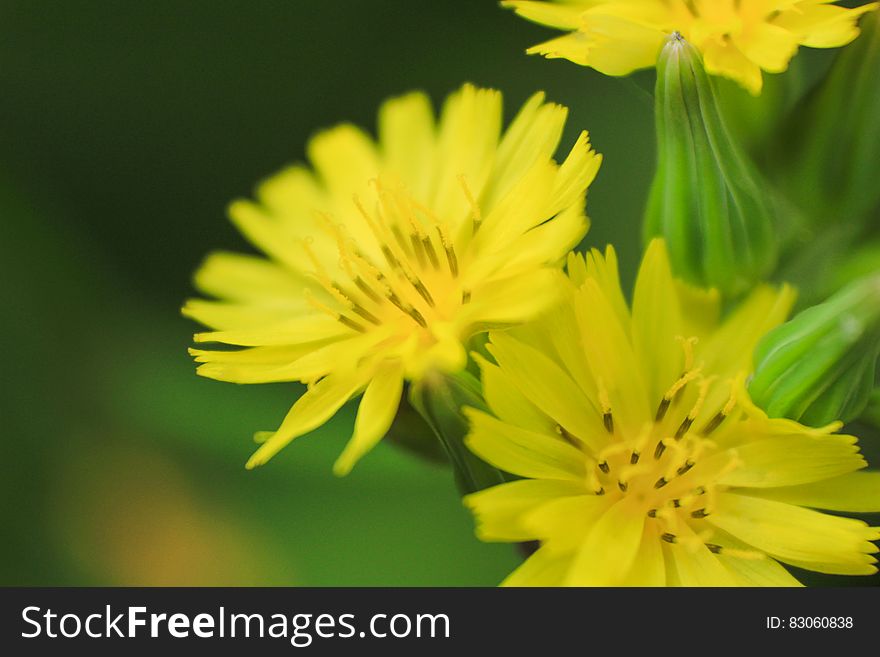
left=773, top=3, right=878, bottom=48
left=464, top=479, right=587, bottom=542
left=193, top=314, right=348, bottom=347
left=501, top=545, right=571, bottom=587
left=378, top=91, right=436, bottom=199
left=631, top=239, right=686, bottom=406
left=565, top=498, right=646, bottom=585
left=487, top=332, right=605, bottom=451
left=486, top=92, right=568, bottom=208
left=700, top=283, right=796, bottom=377
left=464, top=409, right=587, bottom=481
left=708, top=493, right=880, bottom=572
left=502, top=1, right=585, bottom=30
left=476, top=354, right=554, bottom=433
left=246, top=373, right=366, bottom=469
left=333, top=362, right=404, bottom=475
left=430, top=84, right=501, bottom=228
left=739, top=471, right=880, bottom=512
left=192, top=251, right=308, bottom=302
left=575, top=278, right=652, bottom=433
left=618, top=526, right=668, bottom=586
left=718, top=433, right=865, bottom=488
left=523, top=494, right=609, bottom=554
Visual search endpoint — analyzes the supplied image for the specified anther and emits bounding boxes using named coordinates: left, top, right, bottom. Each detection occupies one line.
left=630, top=451, right=640, bottom=465
left=351, top=304, right=381, bottom=325
left=337, top=315, right=366, bottom=332
left=694, top=486, right=707, bottom=495
left=556, top=425, right=578, bottom=447
left=691, top=508, right=710, bottom=519
left=410, top=277, right=436, bottom=307
left=705, top=543, right=723, bottom=554
left=598, top=461, right=610, bottom=474
left=654, top=476, right=669, bottom=489
left=462, top=290, right=471, bottom=304
left=661, top=533, right=677, bottom=544
left=672, top=499, right=682, bottom=508
left=618, top=481, right=628, bottom=492
left=421, top=236, right=440, bottom=269
left=701, top=411, right=726, bottom=436
left=647, top=509, right=658, bottom=518
left=674, top=417, right=694, bottom=440
left=676, top=460, right=695, bottom=476
left=444, top=243, right=459, bottom=278
left=595, top=487, right=605, bottom=496
left=351, top=276, right=379, bottom=303
left=603, top=412, right=614, bottom=434
left=655, top=397, right=671, bottom=422
left=654, top=440, right=667, bottom=460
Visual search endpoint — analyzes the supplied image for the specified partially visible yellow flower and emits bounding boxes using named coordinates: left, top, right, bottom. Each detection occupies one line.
left=465, top=240, right=880, bottom=586
left=184, top=84, right=602, bottom=474
left=504, top=0, right=878, bottom=93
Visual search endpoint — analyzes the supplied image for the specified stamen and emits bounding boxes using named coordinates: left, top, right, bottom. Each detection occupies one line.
left=654, top=439, right=667, bottom=460
left=676, top=459, right=695, bottom=476
left=671, top=499, right=682, bottom=508
left=351, top=303, right=381, bottom=325
left=598, top=461, right=610, bottom=474
left=409, top=276, right=436, bottom=308
left=462, top=290, right=471, bottom=304
left=661, top=368, right=701, bottom=404
left=630, top=451, right=640, bottom=465
left=438, top=227, right=459, bottom=278
left=674, top=417, right=694, bottom=440
left=661, top=533, right=677, bottom=544
left=705, top=543, right=723, bottom=554
left=595, top=487, right=605, bottom=496
left=354, top=276, right=382, bottom=303
left=647, top=509, right=658, bottom=518
left=618, top=480, right=628, bottom=492
left=457, top=174, right=483, bottom=233
left=597, top=380, right=614, bottom=434
left=655, top=397, right=671, bottom=422
left=421, top=235, right=441, bottom=269
left=603, top=412, right=614, bottom=434
left=654, top=476, right=669, bottom=489
left=701, top=411, right=726, bottom=436
left=691, top=508, right=710, bottom=519
left=556, top=425, right=578, bottom=447
left=676, top=336, right=698, bottom=372
left=337, top=315, right=367, bottom=332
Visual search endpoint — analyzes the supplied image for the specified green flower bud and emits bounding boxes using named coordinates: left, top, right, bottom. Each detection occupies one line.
left=645, top=33, right=778, bottom=297
left=771, top=10, right=880, bottom=225
left=750, top=274, right=880, bottom=426
left=409, top=371, right=507, bottom=495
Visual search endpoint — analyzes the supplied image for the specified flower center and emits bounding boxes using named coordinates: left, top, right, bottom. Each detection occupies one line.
left=300, top=177, right=482, bottom=340
left=573, top=338, right=744, bottom=553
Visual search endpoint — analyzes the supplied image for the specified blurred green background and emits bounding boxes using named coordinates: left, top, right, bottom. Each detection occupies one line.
left=0, top=0, right=875, bottom=586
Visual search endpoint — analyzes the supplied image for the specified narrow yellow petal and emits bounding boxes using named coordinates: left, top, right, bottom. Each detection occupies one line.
left=464, top=409, right=586, bottom=481
left=487, top=332, right=605, bottom=451
left=464, top=479, right=587, bottom=542
left=501, top=545, right=571, bottom=587
left=740, top=471, right=880, bottom=512
left=709, top=493, right=880, bottom=572
left=718, top=433, right=865, bottom=488
left=333, top=363, right=404, bottom=476
left=565, top=498, right=646, bottom=586
left=631, top=239, right=686, bottom=405
left=246, top=374, right=366, bottom=469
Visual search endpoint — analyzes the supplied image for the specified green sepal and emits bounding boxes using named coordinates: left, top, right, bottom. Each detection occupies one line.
left=750, top=274, right=880, bottom=426
left=409, top=370, right=508, bottom=495
left=645, top=34, right=778, bottom=298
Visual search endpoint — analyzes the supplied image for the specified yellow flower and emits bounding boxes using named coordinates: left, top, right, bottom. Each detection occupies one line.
left=503, top=0, right=879, bottom=93
left=465, top=240, right=880, bottom=585
left=184, top=84, right=602, bottom=474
